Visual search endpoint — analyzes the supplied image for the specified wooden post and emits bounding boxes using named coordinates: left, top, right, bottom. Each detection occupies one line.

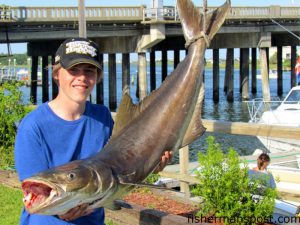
left=162, top=50, right=168, bottom=82
left=259, top=48, right=270, bottom=101
left=96, top=53, right=104, bottom=105
left=30, top=56, right=38, bottom=104
left=251, top=48, right=257, bottom=94
left=291, top=46, right=297, bottom=88
left=51, top=55, right=58, bottom=100
left=239, top=48, right=243, bottom=93
left=174, top=49, right=180, bottom=69
left=179, top=145, right=190, bottom=198
left=109, top=54, right=117, bottom=111
left=122, top=53, right=130, bottom=90
left=42, top=55, right=49, bottom=103
left=213, top=49, right=219, bottom=103
left=241, top=48, right=249, bottom=100
left=138, top=52, right=147, bottom=100
left=150, top=51, right=156, bottom=91
left=78, top=0, right=86, bottom=38
left=277, top=46, right=283, bottom=96
left=226, top=48, right=234, bottom=102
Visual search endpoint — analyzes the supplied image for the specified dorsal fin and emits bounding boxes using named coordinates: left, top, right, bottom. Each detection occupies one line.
left=111, top=86, right=139, bottom=138
left=181, top=81, right=206, bottom=147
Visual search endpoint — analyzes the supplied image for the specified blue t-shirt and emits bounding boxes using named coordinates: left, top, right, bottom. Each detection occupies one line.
left=14, top=101, right=114, bottom=225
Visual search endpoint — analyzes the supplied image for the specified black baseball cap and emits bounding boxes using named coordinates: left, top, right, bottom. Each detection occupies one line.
left=55, top=38, right=101, bottom=70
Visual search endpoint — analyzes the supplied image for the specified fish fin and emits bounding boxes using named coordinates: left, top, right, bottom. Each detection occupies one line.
left=103, top=202, right=122, bottom=210
left=111, top=85, right=161, bottom=138
left=181, top=81, right=206, bottom=147
left=177, top=0, right=231, bottom=47
left=111, top=87, right=138, bottom=138
left=119, top=180, right=175, bottom=191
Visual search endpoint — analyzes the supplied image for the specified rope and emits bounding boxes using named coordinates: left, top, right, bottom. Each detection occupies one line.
left=270, top=18, right=300, bottom=40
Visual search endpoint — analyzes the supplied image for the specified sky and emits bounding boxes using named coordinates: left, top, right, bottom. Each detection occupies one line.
left=0, top=0, right=298, bottom=56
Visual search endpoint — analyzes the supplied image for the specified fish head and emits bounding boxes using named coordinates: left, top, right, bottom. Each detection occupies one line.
left=21, top=160, right=115, bottom=215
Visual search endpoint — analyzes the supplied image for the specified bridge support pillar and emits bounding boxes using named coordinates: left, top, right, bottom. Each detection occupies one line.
left=96, top=53, right=104, bottom=105
left=138, top=52, right=147, bottom=100
left=251, top=48, right=257, bottom=94
left=122, top=53, right=130, bottom=90
left=259, top=48, right=271, bottom=101
left=225, top=48, right=234, bottom=102
left=241, top=48, right=249, bottom=100
left=109, top=54, right=117, bottom=111
left=277, top=47, right=283, bottom=96
left=150, top=51, right=156, bottom=92
left=30, top=56, right=38, bottom=104
left=174, top=49, right=180, bottom=69
left=51, top=55, right=58, bottom=100
left=42, top=56, right=49, bottom=103
left=213, top=49, right=219, bottom=103
left=291, top=46, right=297, bottom=88
left=162, top=50, right=168, bottom=82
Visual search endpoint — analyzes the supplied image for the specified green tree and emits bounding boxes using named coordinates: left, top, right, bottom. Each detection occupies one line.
left=192, top=136, right=277, bottom=225
left=0, top=82, right=29, bottom=168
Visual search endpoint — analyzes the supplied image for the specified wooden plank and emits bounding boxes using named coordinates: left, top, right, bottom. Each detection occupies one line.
left=202, top=119, right=300, bottom=140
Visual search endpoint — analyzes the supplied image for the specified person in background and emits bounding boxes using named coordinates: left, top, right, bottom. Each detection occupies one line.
left=250, top=153, right=276, bottom=189
left=295, top=56, right=300, bottom=85
left=14, top=37, right=172, bottom=225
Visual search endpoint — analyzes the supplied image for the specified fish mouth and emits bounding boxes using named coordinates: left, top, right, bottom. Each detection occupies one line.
left=22, top=180, right=62, bottom=213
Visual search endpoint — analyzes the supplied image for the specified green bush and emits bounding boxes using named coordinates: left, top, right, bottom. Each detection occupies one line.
left=192, top=136, right=277, bottom=225
left=0, top=82, right=29, bottom=169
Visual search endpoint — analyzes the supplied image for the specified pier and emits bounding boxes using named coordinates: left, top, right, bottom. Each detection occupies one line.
left=0, top=4, right=299, bottom=108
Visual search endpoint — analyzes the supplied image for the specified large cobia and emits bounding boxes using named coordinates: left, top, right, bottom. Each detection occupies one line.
left=21, top=0, right=231, bottom=215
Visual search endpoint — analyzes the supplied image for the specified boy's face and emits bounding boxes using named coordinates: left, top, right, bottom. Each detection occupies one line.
left=56, top=63, right=98, bottom=104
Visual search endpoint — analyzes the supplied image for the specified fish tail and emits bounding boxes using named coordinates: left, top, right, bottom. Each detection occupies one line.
left=177, top=0, right=231, bottom=48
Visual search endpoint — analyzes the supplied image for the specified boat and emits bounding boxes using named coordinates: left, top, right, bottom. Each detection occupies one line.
left=246, top=86, right=300, bottom=153
left=257, top=69, right=278, bottom=79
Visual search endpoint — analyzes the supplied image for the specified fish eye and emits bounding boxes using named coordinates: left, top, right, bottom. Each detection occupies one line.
left=67, top=173, right=76, bottom=181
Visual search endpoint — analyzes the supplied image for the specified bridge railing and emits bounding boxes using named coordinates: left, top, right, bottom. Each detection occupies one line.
left=143, top=5, right=300, bottom=22
left=1, top=5, right=299, bottom=23
left=2, top=6, right=145, bottom=22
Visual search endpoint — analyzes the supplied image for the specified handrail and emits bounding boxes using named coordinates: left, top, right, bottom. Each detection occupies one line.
left=0, top=5, right=299, bottom=22
left=1, top=6, right=145, bottom=22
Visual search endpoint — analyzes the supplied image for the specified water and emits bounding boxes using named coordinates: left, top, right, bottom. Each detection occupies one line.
left=19, top=65, right=293, bottom=162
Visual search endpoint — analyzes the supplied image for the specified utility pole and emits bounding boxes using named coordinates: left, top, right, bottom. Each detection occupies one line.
left=78, top=0, right=86, bottom=38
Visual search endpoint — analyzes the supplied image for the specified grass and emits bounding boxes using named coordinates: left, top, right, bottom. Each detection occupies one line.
left=0, top=184, right=23, bottom=225
left=0, top=184, right=118, bottom=225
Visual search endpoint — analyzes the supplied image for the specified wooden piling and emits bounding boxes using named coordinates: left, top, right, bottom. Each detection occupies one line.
left=291, top=46, right=297, bottom=88
left=251, top=48, right=257, bottom=94
left=42, top=56, right=49, bottom=103
left=225, top=48, right=234, bottom=102
left=213, top=49, right=219, bottom=103
left=138, top=52, right=147, bottom=100
left=174, top=49, right=180, bottom=69
left=150, top=51, right=156, bottom=91
left=96, top=53, right=104, bottom=105
left=179, top=146, right=190, bottom=198
left=259, top=48, right=271, bottom=101
left=241, top=48, right=249, bottom=100
left=51, top=55, right=58, bottom=100
left=109, top=54, right=117, bottom=111
left=161, top=50, right=168, bottom=82
left=277, top=46, right=283, bottom=96
left=30, top=56, right=38, bottom=104
left=122, top=53, right=130, bottom=90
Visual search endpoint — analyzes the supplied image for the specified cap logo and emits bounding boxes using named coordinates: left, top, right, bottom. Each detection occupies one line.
left=65, top=41, right=97, bottom=57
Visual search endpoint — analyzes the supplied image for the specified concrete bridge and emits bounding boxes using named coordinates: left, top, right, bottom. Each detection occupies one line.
left=0, top=4, right=299, bottom=108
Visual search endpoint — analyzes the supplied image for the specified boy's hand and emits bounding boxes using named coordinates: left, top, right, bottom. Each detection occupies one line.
left=153, top=151, right=173, bottom=173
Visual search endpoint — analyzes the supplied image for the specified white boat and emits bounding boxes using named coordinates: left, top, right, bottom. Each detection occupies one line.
left=246, top=86, right=300, bottom=153
left=257, top=69, right=278, bottom=79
